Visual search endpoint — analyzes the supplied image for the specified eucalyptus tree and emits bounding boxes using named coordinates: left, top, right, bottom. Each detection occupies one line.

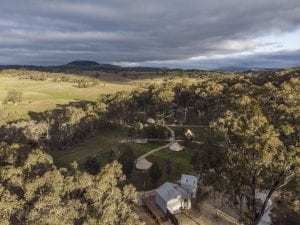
left=210, top=96, right=299, bottom=225
left=0, top=143, right=143, bottom=225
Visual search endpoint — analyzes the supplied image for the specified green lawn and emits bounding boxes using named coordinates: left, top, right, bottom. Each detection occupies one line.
left=51, top=129, right=128, bottom=167
left=122, top=142, right=166, bottom=158
left=120, top=141, right=197, bottom=191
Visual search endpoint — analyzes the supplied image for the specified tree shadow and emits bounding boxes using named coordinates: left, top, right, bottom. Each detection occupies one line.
left=28, top=99, right=95, bottom=122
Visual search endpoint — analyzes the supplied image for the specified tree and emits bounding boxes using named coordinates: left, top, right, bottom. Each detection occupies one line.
left=194, top=80, right=225, bottom=120
left=174, top=81, right=195, bottom=121
left=151, top=82, right=175, bottom=118
left=3, top=90, right=23, bottom=104
left=210, top=98, right=299, bottom=225
left=271, top=175, right=300, bottom=225
left=0, top=143, right=143, bottom=225
left=148, top=162, right=162, bottom=185
left=118, top=147, right=135, bottom=176
left=85, top=157, right=101, bottom=175
left=165, top=159, right=172, bottom=177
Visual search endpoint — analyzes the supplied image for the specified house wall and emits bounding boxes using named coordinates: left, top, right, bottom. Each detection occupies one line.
left=167, top=197, right=183, bottom=214
left=181, top=184, right=197, bottom=198
left=167, top=196, right=192, bottom=214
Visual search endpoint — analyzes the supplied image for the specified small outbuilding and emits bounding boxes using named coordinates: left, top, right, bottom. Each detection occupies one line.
left=180, top=174, right=198, bottom=198
left=155, top=182, right=191, bottom=214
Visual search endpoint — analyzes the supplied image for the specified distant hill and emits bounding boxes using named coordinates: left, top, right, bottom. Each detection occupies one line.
left=66, top=60, right=100, bottom=67
left=60, top=60, right=122, bottom=69
left=1, top=61, right=293, bottom=73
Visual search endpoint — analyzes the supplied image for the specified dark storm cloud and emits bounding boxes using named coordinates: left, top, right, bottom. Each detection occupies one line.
left=0, top=0, right=300, bottom=67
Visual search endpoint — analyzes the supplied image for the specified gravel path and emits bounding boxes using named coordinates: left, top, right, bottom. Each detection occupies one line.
left=134, top=121, right=204, bottom=170
left=135, top=122, right=175, bottom=170
left=135, top=143, right=170, bottom=170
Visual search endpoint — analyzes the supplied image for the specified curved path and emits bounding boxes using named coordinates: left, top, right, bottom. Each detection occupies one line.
left=165, top=125, right=175, bottom=142
left=135, top=121, right=176, bottom=170
left=135, top=118, right=204, bottom=170
left=135, top=143, right=170, bottom=170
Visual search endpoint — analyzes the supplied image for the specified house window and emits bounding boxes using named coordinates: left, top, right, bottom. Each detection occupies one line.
left=186, top=179, right=188, bottom=183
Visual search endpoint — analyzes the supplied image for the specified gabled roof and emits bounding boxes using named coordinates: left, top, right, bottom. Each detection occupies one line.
left=155, top=182, right=188, bottom=202
left=181, top=174, right=198, bottom=187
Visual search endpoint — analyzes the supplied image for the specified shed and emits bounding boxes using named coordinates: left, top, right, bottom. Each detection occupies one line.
left=155, top=182, right=191, bottom=214
left=180, top=174, right=198, bottom=198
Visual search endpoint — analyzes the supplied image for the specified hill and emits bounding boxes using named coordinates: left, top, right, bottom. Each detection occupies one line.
left=61, top=60, right=122, bottom=69
left=66, top=60, right=100, bottom=67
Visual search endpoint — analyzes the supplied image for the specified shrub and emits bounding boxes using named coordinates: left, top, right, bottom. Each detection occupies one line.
left=3, top=90, right=23, bottom=104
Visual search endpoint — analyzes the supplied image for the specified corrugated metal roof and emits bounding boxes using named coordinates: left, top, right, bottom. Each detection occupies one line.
left=181, top=174, right=197, bottom=187
left=155, top=182, right=188, bottom=202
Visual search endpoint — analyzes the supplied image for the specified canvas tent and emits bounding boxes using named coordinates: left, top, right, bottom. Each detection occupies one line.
left=169, top=142, right=184, bottom=151
left=147, top=118, right=156, bottom=124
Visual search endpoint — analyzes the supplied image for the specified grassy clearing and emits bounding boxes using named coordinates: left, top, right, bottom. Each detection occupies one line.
left=121, top=142, right=197, bottom=191
left=122, top=142, right=166, bottom=158
left=0, top=72, right=136, bottom=121
left=50, top=127, right=203, bottom=191
left=51, top=129, right=127, bottom=167
left=50, top=125, right=208, bottom=190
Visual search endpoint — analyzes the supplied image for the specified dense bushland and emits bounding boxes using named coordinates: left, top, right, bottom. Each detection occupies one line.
left=0, top=68, right=299, bottom=224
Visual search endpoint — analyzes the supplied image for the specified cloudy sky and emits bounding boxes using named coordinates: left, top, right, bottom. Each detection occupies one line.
left=1, top=0, right=300, bottom=69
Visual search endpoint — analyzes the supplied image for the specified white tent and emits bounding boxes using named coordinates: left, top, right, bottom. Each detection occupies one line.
left=169, top=142, right=184, bottom=151
left=147, top=118, right=156, bottom=124
left=184, top=129, right=194, bottom=139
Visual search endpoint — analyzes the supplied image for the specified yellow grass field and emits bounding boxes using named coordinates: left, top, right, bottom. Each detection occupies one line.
left=0, top=71, right=137, bottom=121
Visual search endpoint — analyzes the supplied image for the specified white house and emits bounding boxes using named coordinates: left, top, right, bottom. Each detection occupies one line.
left=155, top=182, right=191, bottom=214
left=180, top=174, right=198, bottom=198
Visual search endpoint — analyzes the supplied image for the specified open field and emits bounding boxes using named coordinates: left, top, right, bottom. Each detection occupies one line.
left=0, top=72, right=136, bottom=121
left=0, top=69, right=199, bottom=122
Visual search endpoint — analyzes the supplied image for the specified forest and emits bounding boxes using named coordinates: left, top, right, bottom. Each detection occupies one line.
left=0, top=67, right=299, bottom=225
